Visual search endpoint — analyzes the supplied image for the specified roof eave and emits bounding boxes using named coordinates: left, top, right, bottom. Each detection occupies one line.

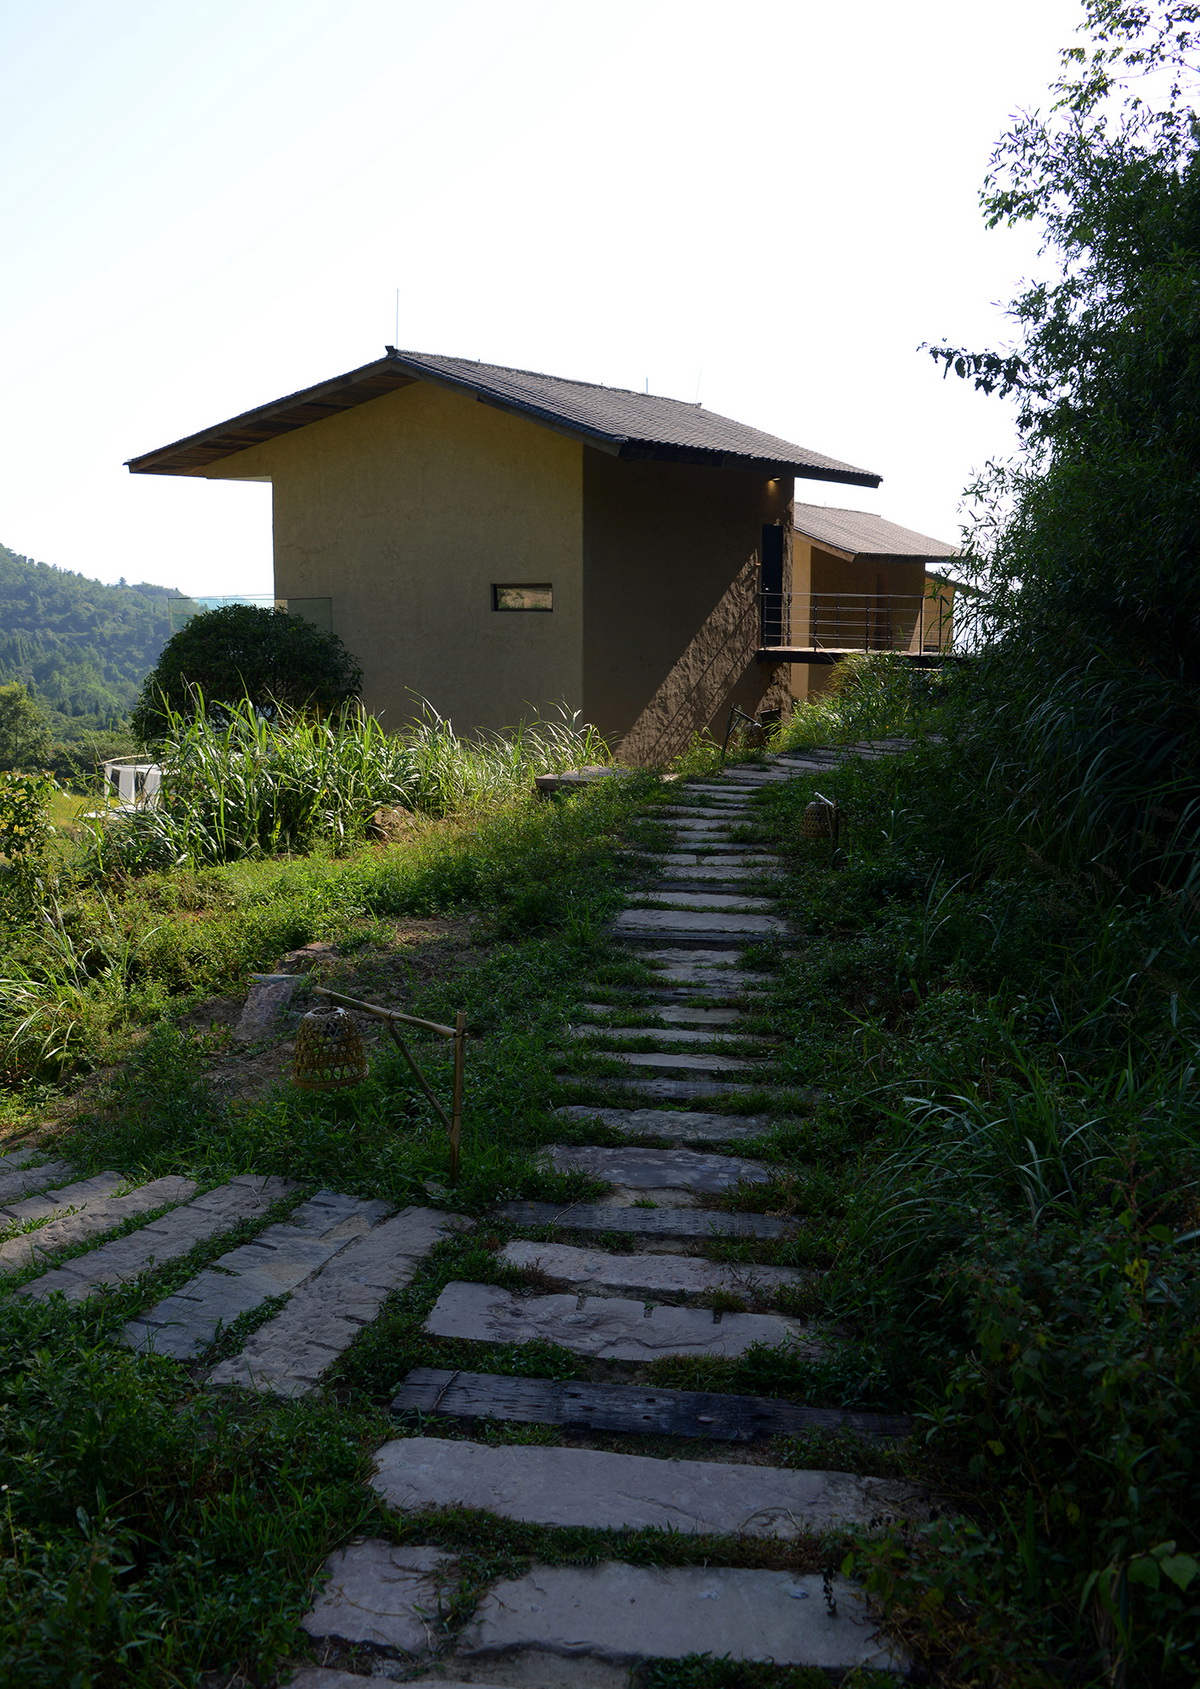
left=126, top=355, right=417, bottom=476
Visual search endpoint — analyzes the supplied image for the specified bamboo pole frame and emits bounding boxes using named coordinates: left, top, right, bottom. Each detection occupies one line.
left=313, top=986, right=469, bottom=1185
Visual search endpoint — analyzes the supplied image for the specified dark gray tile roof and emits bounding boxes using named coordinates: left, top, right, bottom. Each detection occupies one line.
left=387, top=350, right=880, bottom=484
left=127, top=348, right=881, bottom=486
left=792, top=502, right=957, bottom=559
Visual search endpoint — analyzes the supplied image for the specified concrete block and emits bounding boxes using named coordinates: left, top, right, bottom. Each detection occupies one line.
left=0, top=1159, right=75, bottom=1207
left=553, top=1106, right=773, bottom=1144
left=423, top=1282, right=816, bottom=1361
left=612, top=910, right=789, bottom=937
left=124, top=1192, right=395, bottom=1359
left=23, top=1176, right=294, bottom=1301
left=300, top=1540, right=452, bottom=1650
left=208, top=1207, right=473, bottom=1396
left=543, top=1144, right=770, bottom=1192
left=0, top=1175, right=196, bottom=1274
left=372, top=1438, right=927, bottom=1539
left=457, top=1563, right=905, bottom=1672
left=235, top=974, right=297, bottom=1040
left=501, top=1240, right=806, bottom=1301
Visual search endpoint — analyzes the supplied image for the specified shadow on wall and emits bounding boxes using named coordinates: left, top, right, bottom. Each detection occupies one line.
left=617, top=554, right=787, bottom=764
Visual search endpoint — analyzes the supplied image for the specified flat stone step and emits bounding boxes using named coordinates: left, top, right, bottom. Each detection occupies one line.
left=502, top=1239, right=804, bottom=1299
left=572, top=1049, right=755, bottom=1073
left=21, top=1176, right=295, bottom=1301
left=0, top=1169, right=124, bottom=1228
left=372, top=1437, right=927, bottom=1539
left=566, top=1024, right=759, bottom=1047
left=554, top=1105, right=777, bottom=1144
left=292, top=1677, right=502, bottom=1689
left=300, top=1540, right=453, bottom=1650
left=499, top=1201, right=795, bottom=1238
left=654, top=868, right=778, bottom=886
left=544, top=1144, right=771, bottom=1193
left=394, top=1368, right=912, bottom=1441
left=457, top=1562, right=905, bottom=1674
left=644, top=964, right=773, bottom=989
left=123, top=1190, right=394, bottom=1360
left=612, top=909, right=792, bottom=942
left=649, top=808, right=750, bottom=821
left=0, top=1173, right=198, bottom=1275
left=206, top=1206, right=473, bottom=1396
left=579, top=1003, right=747, bottom=1025
left=0, top=1156, right=76, bottom=1206
left=656, top=852, right=779, bottom=868
left=559, top=1074, right=791, bottom=1102
left=290, top=1675, right=501, bottom=1689
left=423, top=1282, right=816, bottom=1360
left=634, top=891, right=777, bottom=911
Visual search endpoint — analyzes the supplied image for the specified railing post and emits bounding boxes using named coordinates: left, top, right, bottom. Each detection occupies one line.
left=449, top=1009, right=466, bottom=1186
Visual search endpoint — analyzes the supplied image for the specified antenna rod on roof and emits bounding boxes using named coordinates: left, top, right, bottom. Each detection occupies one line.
left=394, top=288, right=399, bottom=347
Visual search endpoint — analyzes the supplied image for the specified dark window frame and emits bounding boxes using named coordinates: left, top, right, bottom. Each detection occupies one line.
left=492, top=584, right=554, bottom=612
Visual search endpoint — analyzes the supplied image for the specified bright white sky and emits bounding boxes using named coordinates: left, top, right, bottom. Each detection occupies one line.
left=1, top=0, right=1082, bottom=595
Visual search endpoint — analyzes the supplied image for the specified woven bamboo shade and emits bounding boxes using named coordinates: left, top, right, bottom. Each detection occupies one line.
left=293, top=1008, right=369, bottom=1091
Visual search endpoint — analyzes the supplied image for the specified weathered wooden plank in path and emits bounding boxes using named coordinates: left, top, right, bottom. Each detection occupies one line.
left=392, top=1367, right=912, bottom=1441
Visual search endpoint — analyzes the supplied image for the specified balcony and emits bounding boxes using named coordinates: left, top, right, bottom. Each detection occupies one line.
left=757, top=590, right=958, bottom=666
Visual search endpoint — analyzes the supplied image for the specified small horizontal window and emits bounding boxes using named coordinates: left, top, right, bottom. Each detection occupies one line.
left=493, top=583, right=553, bottom=612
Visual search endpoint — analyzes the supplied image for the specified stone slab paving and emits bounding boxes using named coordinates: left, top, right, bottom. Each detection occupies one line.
left=558, top=1075, right=790, bottom=1102
left=502, top=1240, right=806, bottom=1301
left=644, top=963, right=773, bottom=989
left=612, top=909, right=791, bottom=940
left=0, top=1153, right=78, bottom=1206
left=0, top=1174, right=198, bottom=1275
left=580, top=1049, right=754, bottom=1073
left=635, top=891, right=777, bottom=911
left=207, top=1206, right=473, bottom=1397
left=289, top=1675, right=507, bottom=1689
left=372, top=1438, right=924, bottom=1537
left=423, top=1283, right=816, bottom=1360
left=22, top=1175, right=294, bottom=1301
left=123, top=1190, right=393, bottom=1360
left=544, top=1144, right=771, bottom=1192
left=500, top=1201, right=793, bottom=1239
left=0, top=1169, right=124, bottom=1228
left=566, top=1025, right=757, bottom=1047
left=579, top=1003, right=748, bottom=1025
left=456, top=1562, right=906, bottom=1673
left=553, top=1105, right=775, bottom=1143
left=300, top=1540, right=452, bottom=1650
left=656, top=852, right=778, bottom=868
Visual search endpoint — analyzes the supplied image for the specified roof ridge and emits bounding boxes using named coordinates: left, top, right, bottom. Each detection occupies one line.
left=388, top=347, right=704, bottom=408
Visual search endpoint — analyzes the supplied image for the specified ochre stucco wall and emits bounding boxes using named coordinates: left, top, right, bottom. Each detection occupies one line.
left=582, top=452, right=793, bottom=762
left=201, top=382, right=584, bottom=734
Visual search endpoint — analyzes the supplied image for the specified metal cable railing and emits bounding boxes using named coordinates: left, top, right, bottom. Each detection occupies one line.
left=758, top=591, right=955, bottom=653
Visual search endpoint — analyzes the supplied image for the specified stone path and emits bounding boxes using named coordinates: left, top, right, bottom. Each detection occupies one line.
left=0, top=742, right=919, bottom=1683
left=295, top=744, right=919, bottom=1683
left=23, top=1175, right=293, bottom=1302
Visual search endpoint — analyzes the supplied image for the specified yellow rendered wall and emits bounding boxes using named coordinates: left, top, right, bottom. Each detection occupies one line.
left=201, top=383, right=584, bottom=734
left=582, top=451, right=793, bottom=762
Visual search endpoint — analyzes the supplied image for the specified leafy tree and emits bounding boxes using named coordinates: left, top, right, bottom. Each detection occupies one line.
left=0, top=683, right=51, bottom=770
left=930, top=0, right=1200, bottom=889
left=131, top=605, right=363, bottom=738
left=0, top=543, right=180, bottom=728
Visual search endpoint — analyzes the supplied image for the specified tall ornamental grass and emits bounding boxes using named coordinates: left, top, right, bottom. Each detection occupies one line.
left=93, top=697, right=610, bottom=868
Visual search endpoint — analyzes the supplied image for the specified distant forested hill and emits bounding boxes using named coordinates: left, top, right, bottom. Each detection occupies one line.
left=0, top=543, right=182, bottom=735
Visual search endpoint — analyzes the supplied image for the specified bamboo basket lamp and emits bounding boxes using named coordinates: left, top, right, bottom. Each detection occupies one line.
left=293, top=1007, right=369, bottom=1091
left=802, top=794, right=840, bottom=843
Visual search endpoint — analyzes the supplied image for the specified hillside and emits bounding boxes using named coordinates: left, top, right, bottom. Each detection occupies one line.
left=0, top=543, right=182, bottom=734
